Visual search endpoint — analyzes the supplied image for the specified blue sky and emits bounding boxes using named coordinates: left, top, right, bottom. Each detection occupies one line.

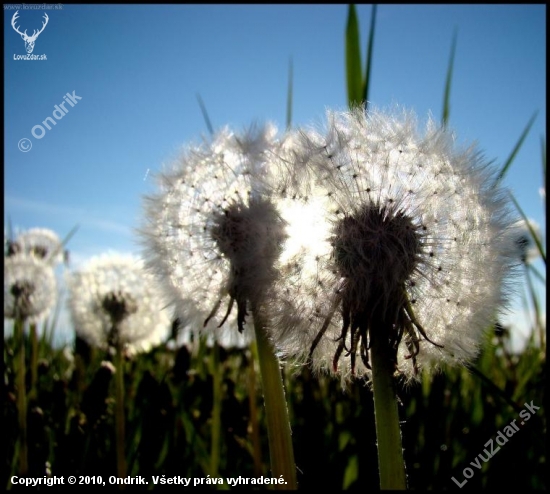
left=4, top=4, right=546, bottom=347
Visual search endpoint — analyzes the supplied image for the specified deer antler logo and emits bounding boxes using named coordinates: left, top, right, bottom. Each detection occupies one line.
left=11, top=11, right=49, bottom=54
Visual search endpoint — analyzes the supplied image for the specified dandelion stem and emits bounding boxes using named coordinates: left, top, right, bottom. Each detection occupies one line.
left=114, top=338, right=127, bottom=481
left=252, top=307, right=297, bottom=489
left=15, top=317, right=28, bottom=476
left=370, top=321, right=407, bottom=490
left=209, top=340, right=222, bottom=478
left=247, top=342, right=264, bottom=477
left=29, top=322, right=38, bottom=401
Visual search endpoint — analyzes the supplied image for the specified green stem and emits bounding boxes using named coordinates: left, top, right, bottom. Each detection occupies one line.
left=29, top=322, right=38, bottom=401
left=114, top=340, right=127, bottom=481
left=247, top=341, right=263, bottom=477
left=252, top=307, right=297, bottom=490
left=210, top=340, right=222, bottom=478
left=370, top=324, right=407, bottom=490
left=15, top=317, right=28, bottom=476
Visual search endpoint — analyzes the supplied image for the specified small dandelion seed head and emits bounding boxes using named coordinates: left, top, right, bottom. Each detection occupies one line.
left=139, top=123, right=287, bottom=339
left=12, top=228, right=64, bottom=265
left=4, top=255, right=57, bottom=322
left=67, top=253, right=172, bottom=355
left=509, top=218, right=543, bottom=264
left=270, top=106, right=519, bottom=385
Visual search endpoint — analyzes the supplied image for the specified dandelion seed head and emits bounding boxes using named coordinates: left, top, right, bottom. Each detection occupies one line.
left=4, top=255, right=57, bottom=321
left=140, top=123, right=287, bottom=337
left=12, top=228, right=63, bottom=265
left=510, top=218, right=543, bottom=264
left=271, top=106, right=519, bottom=383
left=67, top=253, right=171, bottom=355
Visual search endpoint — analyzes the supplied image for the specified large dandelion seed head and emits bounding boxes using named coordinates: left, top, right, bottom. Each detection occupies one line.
left=271, top=107, right=519, bottom=383
left=140, top=124, right=287, bottom=338
left=67, top=253, right=172, bottom=355
left=12, top=228, right=64, bottom=265
left=4, top=255, right=57, bottom=322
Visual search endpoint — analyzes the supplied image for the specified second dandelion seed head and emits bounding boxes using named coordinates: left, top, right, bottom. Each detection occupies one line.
left=140, top=123, right=287, bottom=338
left=210, top=197, right=286, bottom=331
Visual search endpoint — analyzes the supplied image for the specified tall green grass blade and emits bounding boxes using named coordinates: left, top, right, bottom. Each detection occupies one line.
left=44, top=286, right=65, bottom=347
left=541, top=136, right=546, bottom=210
left=524, top=265, right=544, bottom=346
left=58, top=224, right=79, bottom=265
left=541, top=137, right=546, bottom=183
left=509, top=192, right=546, bottom=265
left=441, top=30, right=457, bottom=128
left=196, top=93, right=214, bottom=136
left=346, top=4, right=363, bottom=108
left=493, top=112, right=538, bottom=188
left=60, top=224, right=79, bottom=249
left=527, top=262, right=546, bottom=284
left=362, top=4, right=377, bottom=113
left=286, top=57, right=293, bottom=130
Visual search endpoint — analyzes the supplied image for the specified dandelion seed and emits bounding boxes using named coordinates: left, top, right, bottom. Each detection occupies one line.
left=67, top=253, right=171, bottom=355
left=272, top=107, right=519, bottom=383
left=140, top=124, right=287, bottom=338
left=4, top=255, right=57, bottom=322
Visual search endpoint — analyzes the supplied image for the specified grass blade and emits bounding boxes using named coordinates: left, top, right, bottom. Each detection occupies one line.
left=346, top=4, right=363, bottom=108
left=540, top=136, right=546, bottom=210
left=196, top=93, right=214, bottom=136
left=441, top=30, right=457, bottom=128
left=527, top=262, right=545, bottom=285
left=286, top=57, right=293, bottom=130
left=524, top=265, right=544, bottom=348
left=362, top=4, right=377, bottom=113
left=541, top=136, right=546, bottom=183
left=509, top=191, right=546, bottom=265
left=493, top=112, right=538, bottom=188
left=60, top=224, right=79, bottom=249
left=51, top=224, right=78, bottom=266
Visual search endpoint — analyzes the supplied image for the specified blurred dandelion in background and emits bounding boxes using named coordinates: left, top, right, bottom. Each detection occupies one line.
left=4, top=254, right=57, bottom=323
left=4, top=253, right=58, bottom=476
left=271, top=106, right=520, bottom=383
left=67, top=253, right=172, bottom=356
left=510, top=218, right=543, bottom=264
left=10, top=228, right=64, bottom=266
left=66, top=252, right=172, bottom=479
